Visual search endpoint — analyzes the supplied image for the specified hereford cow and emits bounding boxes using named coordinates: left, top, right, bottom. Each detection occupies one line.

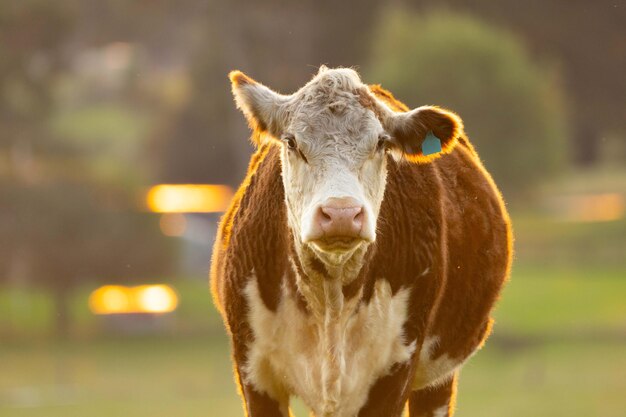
left=211, top=66, right=512, bottom=417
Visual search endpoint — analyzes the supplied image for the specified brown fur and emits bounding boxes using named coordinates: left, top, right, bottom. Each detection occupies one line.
left=409, top=374, right=458, bottom=417
left=211, top=85, right=512, bottom=416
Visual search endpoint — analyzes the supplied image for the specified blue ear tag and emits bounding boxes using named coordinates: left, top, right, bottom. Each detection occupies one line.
left=422, top=131, right=442, bottom=156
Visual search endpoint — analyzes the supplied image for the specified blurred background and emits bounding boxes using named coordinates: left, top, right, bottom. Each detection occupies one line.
left=0, top=1, right=624, bottom=416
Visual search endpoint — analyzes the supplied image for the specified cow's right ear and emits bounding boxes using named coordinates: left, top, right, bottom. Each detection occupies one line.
left=229, top=71, right=291, bottom=145
left=385, top=106, right=464, bottom=163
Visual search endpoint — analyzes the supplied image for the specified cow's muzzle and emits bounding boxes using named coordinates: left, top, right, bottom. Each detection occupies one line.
left=305, top=197, right=370, bottom=251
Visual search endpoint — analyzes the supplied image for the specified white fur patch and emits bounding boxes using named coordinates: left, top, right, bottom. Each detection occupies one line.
left=243, top=278, right=415, bottom=417
left=413, top=336, right=463, bottom=390
left=433, top=404, right=449, bottom=417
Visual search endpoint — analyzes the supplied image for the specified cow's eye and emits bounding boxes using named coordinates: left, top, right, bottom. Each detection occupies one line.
left=376, top=133, right=390, bottom=152
left=282, top=134, right=297, bottom=150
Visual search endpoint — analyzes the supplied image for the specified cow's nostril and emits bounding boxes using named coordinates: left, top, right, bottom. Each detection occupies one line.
left=354, top=209, right=364, bottom=225
left=320, top=207, right=333, bottom=222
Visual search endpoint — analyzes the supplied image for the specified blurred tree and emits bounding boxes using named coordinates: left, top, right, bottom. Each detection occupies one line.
left=406, top=0, right=626, bottom=166
left=0, top=181, right=172, bottom=338
left=160, top=0, right=384, bottom=185
left=0, top=1, right=173, bottom=338
left=0, top=1, right=73, bottom=152
left=367, top=10, right=568, bottom=197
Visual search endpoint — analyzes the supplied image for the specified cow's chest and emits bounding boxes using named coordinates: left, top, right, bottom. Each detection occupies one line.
left=243, top=278, right=415, bottom=417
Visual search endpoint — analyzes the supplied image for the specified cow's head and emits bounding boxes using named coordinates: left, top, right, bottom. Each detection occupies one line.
left=230, top=67, right=463, bottom=270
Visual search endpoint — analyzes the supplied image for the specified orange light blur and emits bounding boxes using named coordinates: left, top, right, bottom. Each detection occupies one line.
left=146, top=184, right=234, bottom=213
left=89, top=284, right=179, bottom=315
left=559, top=193, right=624, bottom=223
left=89, top=285, right=130, bottom=314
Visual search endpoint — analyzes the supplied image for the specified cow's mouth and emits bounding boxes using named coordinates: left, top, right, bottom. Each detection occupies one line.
left=310, top=236, right=365, bottom=253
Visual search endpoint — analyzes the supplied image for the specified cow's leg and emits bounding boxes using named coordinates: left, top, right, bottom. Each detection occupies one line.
left=407, top=373, right=458, bottom=417
left=233, top=364, right=290, bottom=417
left=357, top=363, right=415, bottom=417
left=226, top=306, right=289, bottom=417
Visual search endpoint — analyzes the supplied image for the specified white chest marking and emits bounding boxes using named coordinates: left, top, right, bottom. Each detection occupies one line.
left=243, top=278, right=415, bottom=417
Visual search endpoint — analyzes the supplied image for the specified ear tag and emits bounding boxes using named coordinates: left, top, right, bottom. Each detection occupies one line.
left=422, top=131, right=442, bottom=156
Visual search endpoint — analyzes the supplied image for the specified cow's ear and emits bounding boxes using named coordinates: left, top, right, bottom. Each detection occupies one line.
left=229, top=70, right=291, bottom=145
left=386, top=106, right=463, bottom=162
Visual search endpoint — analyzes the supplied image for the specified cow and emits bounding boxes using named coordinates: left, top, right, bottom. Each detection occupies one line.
left=211, top=66, right=512, bottom=417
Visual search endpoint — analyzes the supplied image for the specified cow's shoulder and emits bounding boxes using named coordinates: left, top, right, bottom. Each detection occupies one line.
left=211, top=143, right=287, bottom=316
left=367, top=156, right=445, bottom=298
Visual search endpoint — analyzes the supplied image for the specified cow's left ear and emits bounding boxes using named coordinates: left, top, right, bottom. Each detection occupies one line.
left=229, top=70, right=291, bottom=145
left=386, top=106, right=464, bottom=162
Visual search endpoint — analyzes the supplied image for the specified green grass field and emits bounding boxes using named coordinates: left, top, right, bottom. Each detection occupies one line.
left=1, top=265, right=625, bottom=416
left=1, top=336, right=624, bottom=417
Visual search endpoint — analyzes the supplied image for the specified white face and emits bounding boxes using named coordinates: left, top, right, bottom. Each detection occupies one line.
left=280, top=104, right=389, bottom=260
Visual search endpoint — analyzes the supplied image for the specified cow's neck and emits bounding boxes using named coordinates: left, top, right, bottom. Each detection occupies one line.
left=289, top=240, right=369, bottom=413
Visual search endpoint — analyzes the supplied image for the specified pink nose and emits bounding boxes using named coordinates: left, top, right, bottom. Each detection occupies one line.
left=314, top=197, right=364, bottom=239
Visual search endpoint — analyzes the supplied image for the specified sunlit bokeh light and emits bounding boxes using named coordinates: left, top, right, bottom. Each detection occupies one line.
left=146, top=184, right=234, bottom=213
left=159, top=213, right=187, bottom=236
left=135, top=285, right=179, bottom=313
left=88, top=284, right=179, bottom=315
left=89, top=285, right=131, bottom=314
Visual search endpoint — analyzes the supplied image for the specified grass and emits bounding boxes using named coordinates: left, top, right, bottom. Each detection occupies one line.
left=0, top=336, right=241, bottom=417
left=1, top=335, right=624, bottom=416
left=512, top=214, right=626, bottom=268
left=1, top=265, right=625, bottom=416
left=494, top=265, right=626, bottom=334
left=458, top=342, right=626, bottom=417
